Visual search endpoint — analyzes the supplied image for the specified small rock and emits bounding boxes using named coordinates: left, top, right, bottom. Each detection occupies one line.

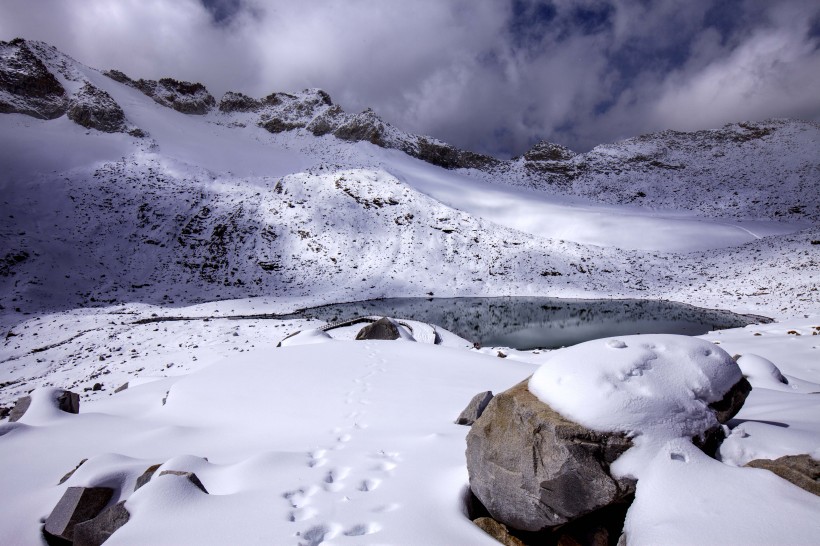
left=58, top=459, right=88, bottom=485
left=114, top=382, right=129, bottom=393
left=92, top=383, right=102, bottom=392
left=473, top=517, right=525, bottom=546
left=43, top=487, right=113, bottom=543
left=455, top=391, right=494, bottom=426
left=73, top=501, right=129, bottom=546
left=355, top=317, right=400, bottom=341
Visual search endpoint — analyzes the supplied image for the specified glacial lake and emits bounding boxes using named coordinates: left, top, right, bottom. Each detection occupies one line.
left=287, top=297, right=768, bottom=350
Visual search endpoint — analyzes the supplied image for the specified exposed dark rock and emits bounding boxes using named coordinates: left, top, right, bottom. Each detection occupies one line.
left=218, top=91, right=261, bottom=113
left=43, top=487, right=113, bottom=543
left=8, top=395, right=31, bottom=422
left=355, top=317, right=401, bottom=341
left=523, top=141, right=576, bottom=162
left=473, top=517, right=526, bottom=546
left=745, top=454, right=819, bottom=496
left=134, top=464, right=161, bottom=491
left=107, top=71, right=215, bottom=115
left=102, top=69, right=132, bottom=85
left=0, top=38, right=67, bottom=119
left=114, top=382, right=128, bottom=393
left=466, top=379, right=635, bottom=532
left=307, top=104, right=345, bottom=136
left=412, top=138, right=500, bottom=170
left=261, top=117, right=306, bottom=133
left=0, top=250, right=30, bottom=277
left=455, top=391, right=494, bottom=426
left=158, top=470, right=208, bottom=493
left=58, top=390, right=81, bottom=414
left=58, top=459, right=88, bottom=485
left=73, top=501, right=129, bottom=546
left=67, top=83, right=128, bottom=133
left=92, top=383, right=102, bottom=392
left=333, top=109, right=387, bottom=146
left=709, top=376, right=752, bottom=423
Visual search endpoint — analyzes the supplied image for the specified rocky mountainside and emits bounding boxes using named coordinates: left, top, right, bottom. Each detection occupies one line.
left=0, top=38, right=817, bottom=322
left=506, top=119, right=820, bottom=221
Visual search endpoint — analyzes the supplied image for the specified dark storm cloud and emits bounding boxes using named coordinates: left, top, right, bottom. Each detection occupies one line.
left=2, top=0, right=819, bottom=156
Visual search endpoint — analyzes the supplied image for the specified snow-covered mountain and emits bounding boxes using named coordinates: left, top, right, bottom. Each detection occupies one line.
left=1, top=38, right=819, bottom=546
left=0, top=37, right=818, bottom=324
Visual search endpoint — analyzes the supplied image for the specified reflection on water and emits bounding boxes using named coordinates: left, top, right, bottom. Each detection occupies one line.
left=287, top=297, right=768, bottom=350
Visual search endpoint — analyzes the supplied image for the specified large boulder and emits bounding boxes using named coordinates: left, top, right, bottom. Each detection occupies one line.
left=745, top=454, right=819, bottom=496
left=466, top=379, right=635, bottom=532
left=355, top=317, right=401, bottom=341
left=43, top=487, right=113, bottom=543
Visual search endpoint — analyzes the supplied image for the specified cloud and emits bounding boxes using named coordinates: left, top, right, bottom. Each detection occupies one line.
left=1, top=0, right=819, bottom=156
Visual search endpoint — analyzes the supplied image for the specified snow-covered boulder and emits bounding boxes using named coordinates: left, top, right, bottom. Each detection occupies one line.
left=467, top=334, right=751, bottom=534
left=0, top=38, right=67, bottom=119
left=466, top=378, right=635, bottom=532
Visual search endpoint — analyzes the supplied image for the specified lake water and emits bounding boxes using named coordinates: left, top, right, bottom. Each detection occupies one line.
left=288, top=297, right=768, bottom=350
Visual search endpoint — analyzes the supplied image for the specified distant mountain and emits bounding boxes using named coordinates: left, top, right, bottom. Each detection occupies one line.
left=505, top=118, right=820, bottom=221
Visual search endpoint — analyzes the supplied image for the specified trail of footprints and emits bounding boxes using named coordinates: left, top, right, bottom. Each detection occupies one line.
left=285, top=349, right=398, bottom=545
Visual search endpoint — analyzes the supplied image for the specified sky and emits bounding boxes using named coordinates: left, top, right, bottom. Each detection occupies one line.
left=2, top=0, right=819, bottom=157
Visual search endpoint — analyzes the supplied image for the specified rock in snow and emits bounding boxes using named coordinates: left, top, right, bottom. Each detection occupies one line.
left=72, top=501, right=130, bottom=546
left=9, top=388, right=79, bottom=422
left=468, top=334, right=752, bottom=536
left=745, top=454, right=819, bottom=497
left=43, top=487, right=113, bottom=543
left=467, top=379, right=636, bottom=532
left=455, top=390, right=494, bottom=426
left=355, top=317, right=402, bottom=340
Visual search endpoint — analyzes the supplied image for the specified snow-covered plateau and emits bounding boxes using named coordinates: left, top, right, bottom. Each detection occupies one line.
left=0, top=39, right=818, bottom=545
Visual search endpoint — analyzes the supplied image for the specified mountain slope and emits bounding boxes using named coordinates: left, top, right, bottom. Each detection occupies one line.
left=0, top=38, right=817, bottom=323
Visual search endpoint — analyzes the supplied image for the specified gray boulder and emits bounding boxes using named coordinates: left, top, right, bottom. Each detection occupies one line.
left=7, top=395, right=31, bottom=422
left=745, top=454, right=819, bottom=496
left=134, top=464, right=161, bottom=491
left=455, top=391, right=494, bottom=426
left=43, top=487, right=113, bottom=543
left=466, top=379, right=635, bottom=532
left=355, top=317, right=400, bottom=341
left=73, top=501, right=129, bottom=546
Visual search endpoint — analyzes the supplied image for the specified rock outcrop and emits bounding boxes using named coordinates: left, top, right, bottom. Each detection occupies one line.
left=67, top=83, right=128, bottom=133
left=0, top=38, right=67, bottom=119
left=466, top=379, right=635, bottom=532
left=104, top=70, right=215, bottom=115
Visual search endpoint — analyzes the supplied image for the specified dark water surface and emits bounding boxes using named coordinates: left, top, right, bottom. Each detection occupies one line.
left=289, top=297, right=769, bottom=350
